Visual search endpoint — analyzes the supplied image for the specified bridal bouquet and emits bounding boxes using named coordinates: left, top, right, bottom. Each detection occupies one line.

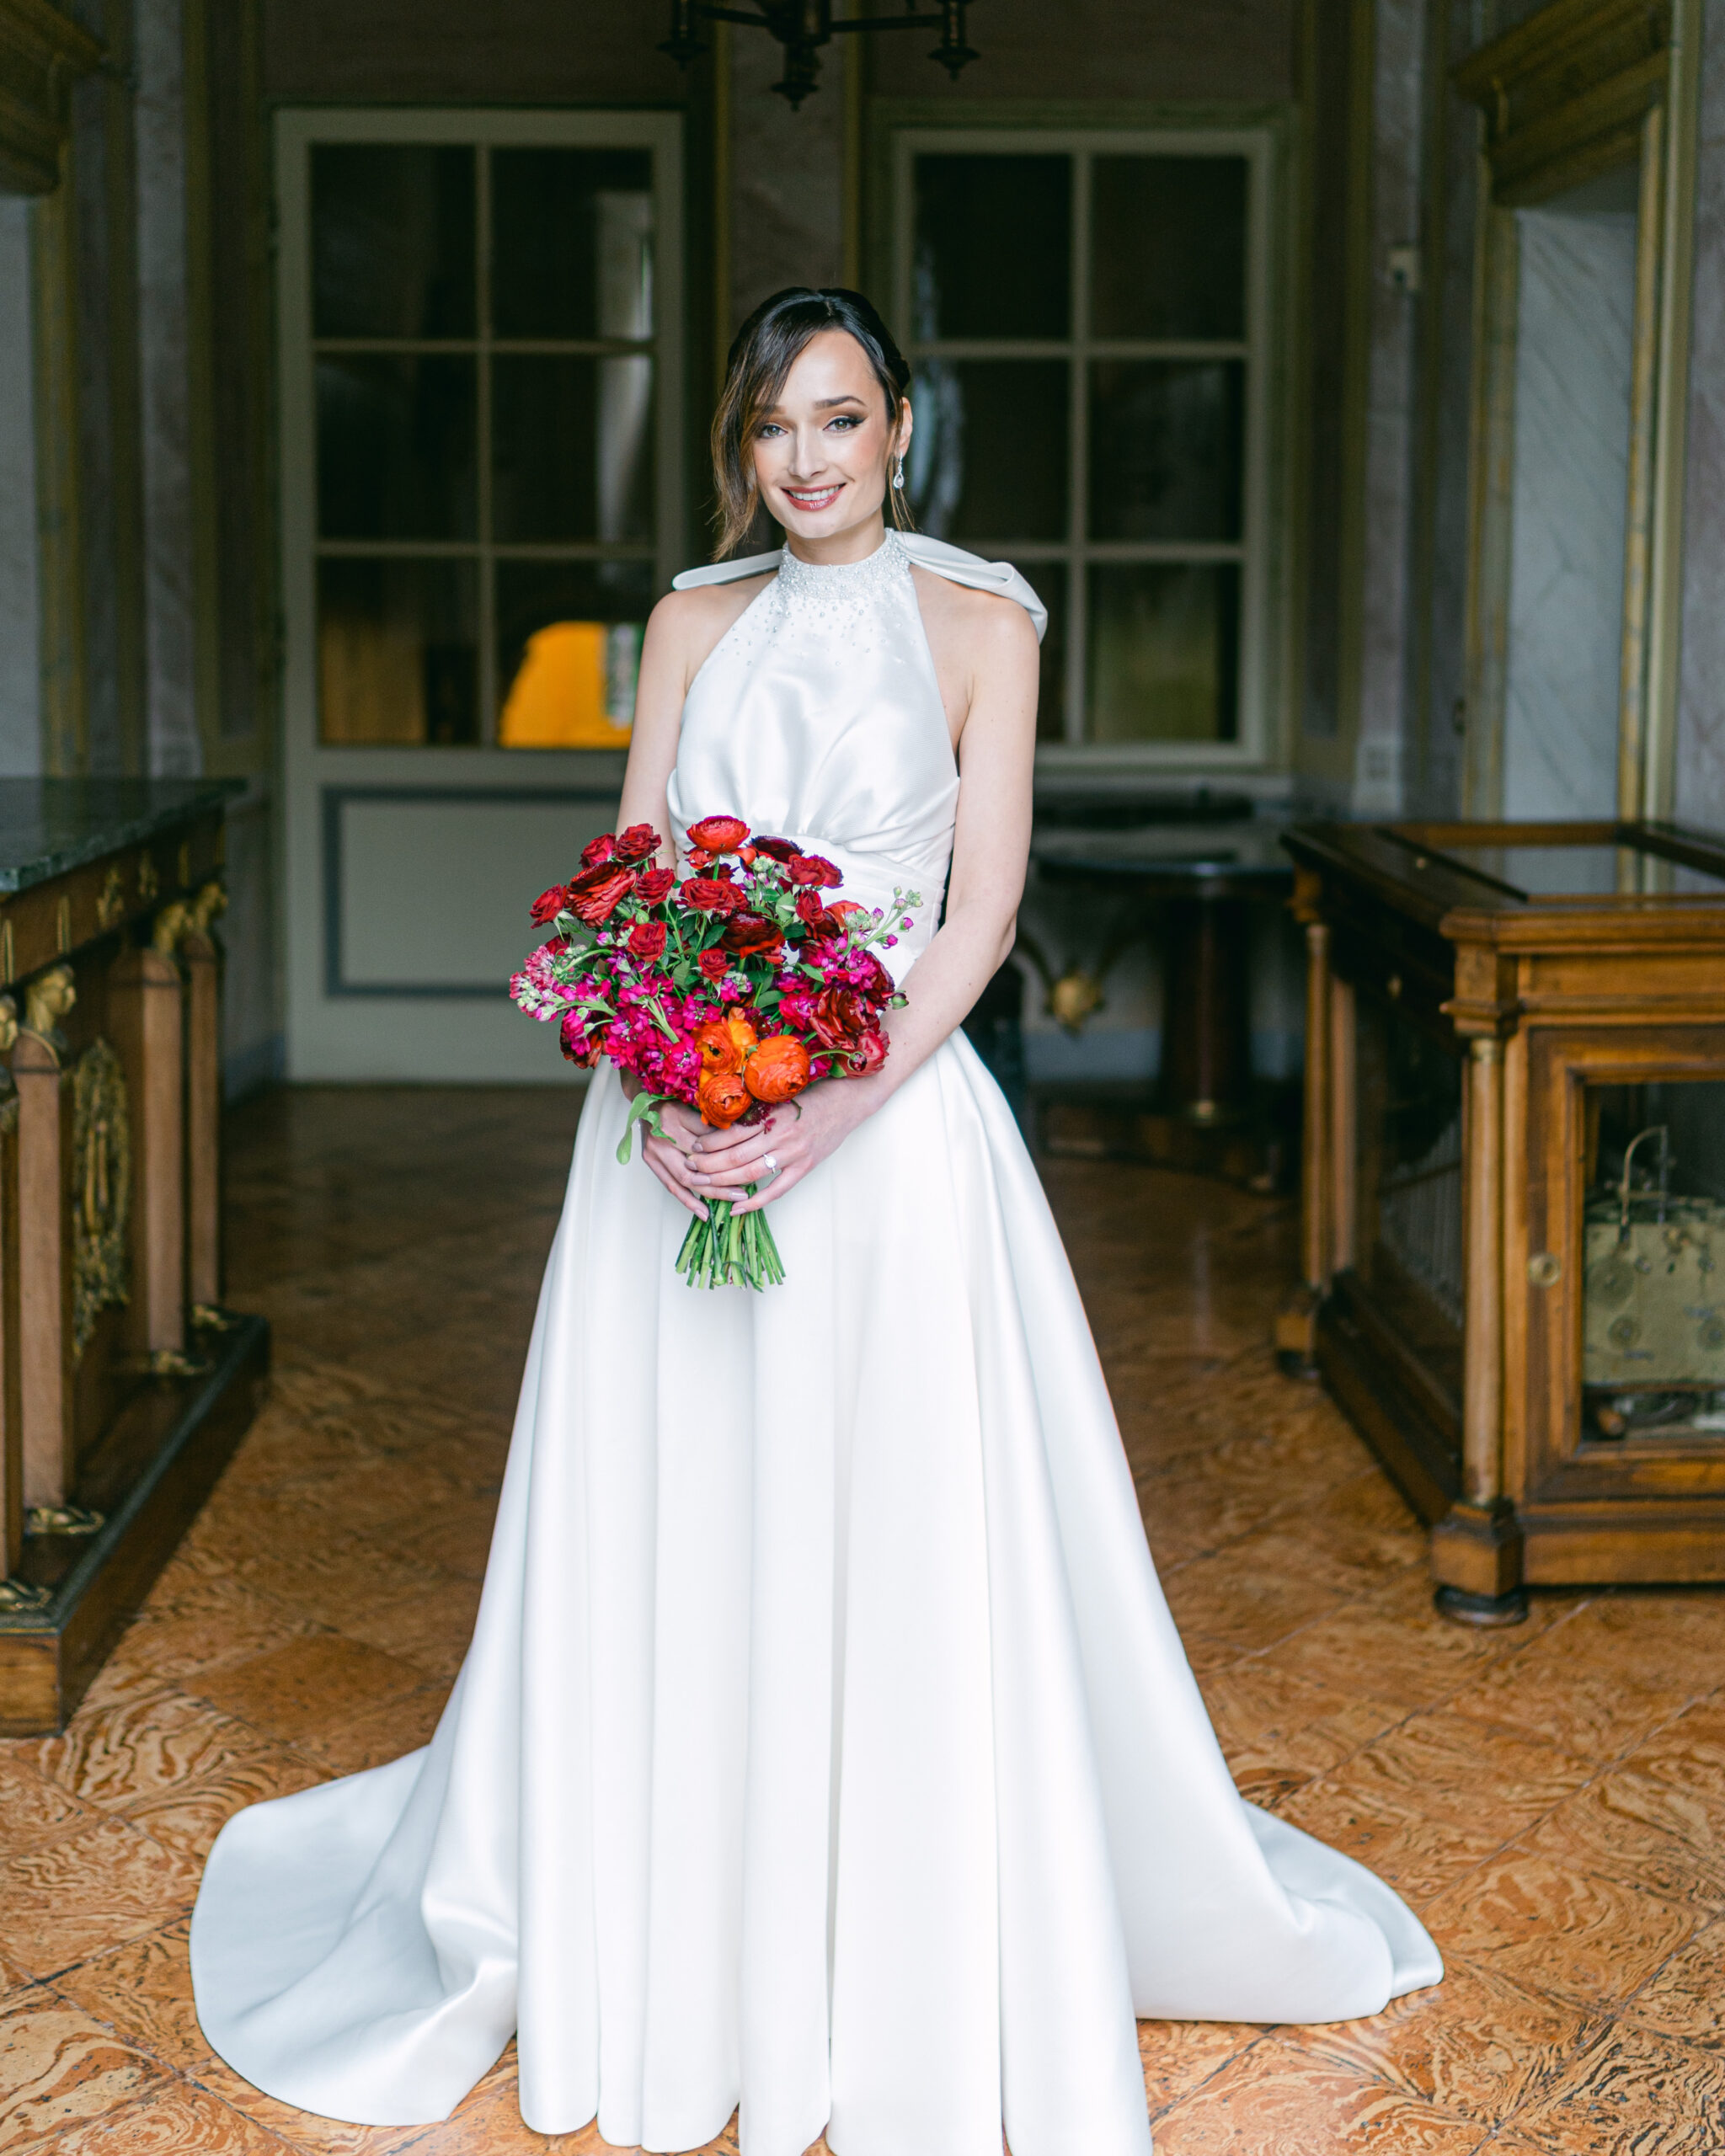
left=511, top=815, right=919, bottom=1289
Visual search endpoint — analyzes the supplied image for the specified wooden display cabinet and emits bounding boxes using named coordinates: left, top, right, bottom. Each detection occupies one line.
left=1279, top=819, right=1725, bottom=1622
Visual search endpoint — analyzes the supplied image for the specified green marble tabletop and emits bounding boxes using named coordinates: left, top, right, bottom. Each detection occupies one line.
left=0, top=778, right=243, bottom=894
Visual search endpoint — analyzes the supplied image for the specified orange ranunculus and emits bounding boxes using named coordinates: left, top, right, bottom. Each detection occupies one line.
left=688, top=815, right=750, bottom=854
left=827, top=898, right=863, bottom=921
left=745, top=1034, right=811, bottom=1104
left=723, top=1006, right=759, bottom=1064
left=697, top=1067, right=750, bottom=1127
left=692, top=1019, right=741, bottom=1074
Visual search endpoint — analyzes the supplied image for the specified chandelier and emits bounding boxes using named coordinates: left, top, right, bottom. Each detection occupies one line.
left=660, top=0, right=980, bottom=109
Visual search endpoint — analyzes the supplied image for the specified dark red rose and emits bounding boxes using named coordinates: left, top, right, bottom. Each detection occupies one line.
left=810, top=985, right=869, bottom=1050
left=635, top=866, right=675, bottom=904
left=681, top=877, right=743, bottom=914
left=616, top=823, right=660, bottom=861
left=530, top=884, right=569, bottom=926
left=720, top=910, right=784, bottom=958
left=786, top=853, right=841, bottom=889
left=793, top=892, right=841, bottom=937
left=687, top=814, right=750, bottom=854
left=750, top=835, right=802, bottom=863
left=697, top=948, right=729, bottom=981
left=558, top=1011, right=600, bottom=1066
left=851, top=1027, right=889, bottom=1076
left=581, top=833, right=618, bottom=869
left=628, top=921, right=667, bottom=961
left=565, top=859, right=637, bottom=926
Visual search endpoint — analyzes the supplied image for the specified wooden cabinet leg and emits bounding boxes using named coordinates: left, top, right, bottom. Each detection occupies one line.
left=0, top=1081, right=21, bottom=1581
left=110, top=948, right=185, bottom=1363
left=182, top=928, right=222, bottom=1312
left=1434, top=1033, right=1527, bottom=1624
left=13, top=1030, right=74, bottom=1509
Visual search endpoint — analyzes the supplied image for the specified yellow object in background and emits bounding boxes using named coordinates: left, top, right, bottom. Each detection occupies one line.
left=499, top=621, right=637, bottom=749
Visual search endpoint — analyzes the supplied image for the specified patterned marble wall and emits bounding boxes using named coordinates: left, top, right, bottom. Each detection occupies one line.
left=1674, top=0, right=1725, bottom=830
left=728, top=35, right=846, bottom=334
left=0, top=200, right=41, bottom=779
left=1501, top=193, right=1638, bottom=819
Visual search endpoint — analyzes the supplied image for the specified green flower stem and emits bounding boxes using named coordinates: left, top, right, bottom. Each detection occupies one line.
left=672, top=1186, right=785, bottom=1291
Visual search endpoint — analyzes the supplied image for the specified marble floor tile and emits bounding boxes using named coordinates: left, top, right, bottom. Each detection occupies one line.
left=289, top=1684, right=449, bottom=1777
left=1510, top=2019, right=1725, bottom=2155
left=1277, top=1954, right=1601, bottom=2126
left=24, top=1686, right=272, bottom=1813
left=53, top=1923, right=219, bottom=2081
left=1621, top=1914, right=1725, bottom=2052
left=1421, top=1850, right=1701, bottom=2009
left=1626, top=1692, right=1725, bottom=1808
left=189, top=1636, right=431, bottom=1751
left=120, top=1746, right=326, bottom=1865
left=0, top=1816, right=201, bottom=1977
left=0, top=1989, right=168, bottom=2152
left=1274, top=1778, right=1510, bottom=1909
left=1148, top=2036, right=1490, bottom=2153
left=1513, top=1766, right=1725, bottom=1911
left=339, top=1580, right=485, bottom=1683
left=1160, top=1528, right=1362, bottom=1652
left=0, top=1752, right=96, bottom=1860
left=228, top=1535, right=455, bottom=1634
left=48, top=2078, right=302, bottom=2153
left=1137, top=2020, right=1267, bottom=2117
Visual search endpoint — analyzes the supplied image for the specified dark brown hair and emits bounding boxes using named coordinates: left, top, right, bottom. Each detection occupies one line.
left=710, top=286, right=912, bottom=558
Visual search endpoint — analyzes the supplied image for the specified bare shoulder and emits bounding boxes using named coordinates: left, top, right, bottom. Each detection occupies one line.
left=647, top=574, right=777, bottom=686
left=910, top=564, right=1039, bottom=675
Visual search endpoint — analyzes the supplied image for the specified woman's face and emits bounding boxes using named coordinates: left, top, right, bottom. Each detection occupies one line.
left=749, top=328, right=911, bottom=550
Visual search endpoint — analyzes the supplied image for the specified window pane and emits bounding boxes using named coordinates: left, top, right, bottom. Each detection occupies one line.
left=312, top=145, right=475, bottom=339
left=1087, top=563, right=1240, bottom=743
left=317, top=355, right=476, bottom=541
left=318, top=558, right=479, bottom=744
left=1089, top=360, right=1244, bottom=542
left=912, top=155, right=1070, bottom=339
left=1092, top=156, right=1247, bottom=341
left=1012, top=562, right=1066, bottom=743
left=496, top=560, right=655, bottom=749
left=492, top=149, right=655, bottom=339
left=907, top=360, right=1067, bottom=542
left=492, top=355, right=654, bottom=544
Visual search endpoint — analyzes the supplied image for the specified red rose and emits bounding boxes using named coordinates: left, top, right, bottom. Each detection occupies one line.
left=851, top=1027, right=889, bottom=1076
left=616, top=823, right=660, bottom=861
left=810, top=985, right=869, bottom=1049
left=786, top=854, right=841, bottom=889
left=751, top=835, right=802, bottom=862
left=688, top=814, right=750, bottom=854
left=558, top=1011, right=600, bottom=1066
left=565, top=860, right=637, bottom=925
left=636, top=867, right=675, bottom=904
left=581, top=833, right=618, bottom=869
left=697, top=949, right=729, bottom=981
left=530, top=885, right=569, bottom=926
left=628, top=921, right=667, bottom=961
left=681, top=877, right=743, bottom=914
left=720, top=910, right=784, bottom=957
left=793, top=892, right=841, bottom=937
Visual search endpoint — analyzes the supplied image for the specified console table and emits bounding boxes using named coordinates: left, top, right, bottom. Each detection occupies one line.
left=1281, top=819, right=1725, bottom=1622
left=0, top=779, right=269, bottom=1732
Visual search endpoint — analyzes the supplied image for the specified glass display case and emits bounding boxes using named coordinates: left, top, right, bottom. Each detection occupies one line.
left=1279, top=819, right=1725, bottom=1620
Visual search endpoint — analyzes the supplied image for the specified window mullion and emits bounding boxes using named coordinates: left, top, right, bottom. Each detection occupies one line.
left=1065, top=147, right=1090, bottom=744
left=476, top=144, right=497, bottom=745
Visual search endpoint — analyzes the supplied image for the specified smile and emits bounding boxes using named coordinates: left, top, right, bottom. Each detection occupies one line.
left=782, top=483, right=844, bottom=511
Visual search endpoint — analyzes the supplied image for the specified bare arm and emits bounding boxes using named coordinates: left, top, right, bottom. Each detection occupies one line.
left=689, top=587, right=1041, bottom=1214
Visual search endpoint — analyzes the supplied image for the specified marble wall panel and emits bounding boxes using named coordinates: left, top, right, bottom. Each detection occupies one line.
left=135, top=0, right=201, bottom=779
left=0, top=200, right=42, bottom=778
left=728, top=35, right=846, bottom=334
left=1501, top=200, right=1637, bottom=819
left=1674, top=0, right=1725, bottom=830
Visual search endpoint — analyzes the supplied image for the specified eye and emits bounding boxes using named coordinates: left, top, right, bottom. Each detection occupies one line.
left=756, top=421, right=786, bottom=438
left=826, top=414, right=862, bottom=430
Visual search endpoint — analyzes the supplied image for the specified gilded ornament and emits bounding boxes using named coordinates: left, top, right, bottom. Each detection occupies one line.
left=1049, top=969, right=1106, bottom=1033
left=24, top=964, right=76, bottom=1041
left=151, top=899, right=192, bottom=958
left=137, top=854, right=159, bottom=901
left=24, top=1505, right=104, bottom=1538
left=96, top=865, right=126, bottom=930
left=0, top=994, right=15, bottom=1056
left=71, top=1038, right=131, bottom=1358
left=0, top=1579, right=51, bottom=1611
left=189, top=880, right=227, bottom=936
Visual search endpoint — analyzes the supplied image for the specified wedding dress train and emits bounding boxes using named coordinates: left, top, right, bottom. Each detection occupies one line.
left=191, top=531, right=1440, bottom=2156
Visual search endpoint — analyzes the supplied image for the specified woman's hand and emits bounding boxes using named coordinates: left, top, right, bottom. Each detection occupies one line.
left=622, top=1073, right=713, bottom=1220
left=686, top=1081, right=871, bottom=1215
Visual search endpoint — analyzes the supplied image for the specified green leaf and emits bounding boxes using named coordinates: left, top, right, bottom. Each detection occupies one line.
left=615, top=1089, right=666, bottom=1165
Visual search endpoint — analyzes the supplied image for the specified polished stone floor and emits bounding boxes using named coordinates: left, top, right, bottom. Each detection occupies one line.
left=3, top=1086, right=1724, bottom=2153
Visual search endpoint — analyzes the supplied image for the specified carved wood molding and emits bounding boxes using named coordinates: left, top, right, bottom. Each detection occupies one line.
left=0, top=0, right=101, bottom=195
left=1454, top=0, right=1670, bottom=205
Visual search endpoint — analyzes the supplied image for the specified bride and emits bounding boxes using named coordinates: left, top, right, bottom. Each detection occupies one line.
left=192, top=286, right=1440, bottom=2156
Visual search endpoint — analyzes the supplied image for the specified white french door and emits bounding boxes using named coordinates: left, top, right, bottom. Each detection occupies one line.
left=275, top=107, right=683, bottom=1079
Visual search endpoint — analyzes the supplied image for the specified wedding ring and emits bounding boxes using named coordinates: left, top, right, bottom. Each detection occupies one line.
left=762, top=1153, right=778, bottom=1173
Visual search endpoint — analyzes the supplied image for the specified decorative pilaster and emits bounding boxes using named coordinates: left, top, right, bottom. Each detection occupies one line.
left=110, top=937, right=184, bottom=1364
left=1275, top=876, right=1332, bottom=1374
left=14, top=965, right=74, bottom=1508
left=180, top=881, right=224, bottom=1315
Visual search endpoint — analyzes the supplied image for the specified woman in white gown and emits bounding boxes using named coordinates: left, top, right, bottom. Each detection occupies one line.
left=192, top=288, right=1440, bottom=2156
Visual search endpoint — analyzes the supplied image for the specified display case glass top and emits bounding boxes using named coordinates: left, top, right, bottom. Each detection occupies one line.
left=0, top=780, right=243, bottom=894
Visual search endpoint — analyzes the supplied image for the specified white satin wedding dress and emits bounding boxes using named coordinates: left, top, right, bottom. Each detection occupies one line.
left=192, top=531, right=1440, bottom=2156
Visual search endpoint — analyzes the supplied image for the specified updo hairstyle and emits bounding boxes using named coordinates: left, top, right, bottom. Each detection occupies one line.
left=709, top=286, right=912, bottom=558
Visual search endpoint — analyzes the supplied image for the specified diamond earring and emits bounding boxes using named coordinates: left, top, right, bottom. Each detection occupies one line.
left=892, top=455, right=905, bottom=491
